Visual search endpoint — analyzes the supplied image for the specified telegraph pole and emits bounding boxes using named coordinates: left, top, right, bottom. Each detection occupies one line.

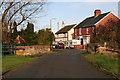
left=50, top=19, right=52, bottom=30
left=57, top=22, right=59, bottom=30
left=50, top=18, right=56, bottom=31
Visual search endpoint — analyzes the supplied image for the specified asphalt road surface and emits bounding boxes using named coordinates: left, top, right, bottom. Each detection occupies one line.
left=3, top=49, right=106, bottom=78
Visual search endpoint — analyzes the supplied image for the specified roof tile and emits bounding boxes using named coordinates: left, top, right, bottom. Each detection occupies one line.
left=55, top=24, right=76, bottom=34
left=75, top=12, right=110, bottom=29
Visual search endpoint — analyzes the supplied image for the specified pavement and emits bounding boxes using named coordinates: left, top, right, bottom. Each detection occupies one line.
left=3, top=49, right=106, bottom=78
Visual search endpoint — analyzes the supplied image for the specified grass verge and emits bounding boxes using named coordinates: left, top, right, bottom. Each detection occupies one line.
left=2, top=51, right=57, bottom=73
left=2, top=55, right=37, bottom=72
left=84, top=54, right=119, bottom=78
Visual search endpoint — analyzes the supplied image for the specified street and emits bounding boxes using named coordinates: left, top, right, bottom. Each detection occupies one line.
left=3, top=49, right=106, bottom=78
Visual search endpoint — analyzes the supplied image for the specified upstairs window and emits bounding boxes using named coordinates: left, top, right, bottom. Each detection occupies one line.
left=64, top=33, right=67, bottom=37
left=75, top=29, right=77, bottom=35
left=56, top=34, right=59, bottom=38
left=92, top=27, right=95, bottom=33
left=79, top=28, right=82, bottom=35
left=87, top=28, right=89, bottom=34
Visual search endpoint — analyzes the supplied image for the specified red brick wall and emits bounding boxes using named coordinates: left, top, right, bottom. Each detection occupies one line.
left=96, top=13, right=119, bottom=27
left=74, top=12, right=119, bottom=39
left=74, top=45, right=85, bottom=49
left=80, top=27, right=94, bottom=36
left=74, top=27, right=95, bottom=39
left=88, top=27, right=94, bottom=38
left=74, top=29, right=76, bottom=39
left=81, top=28, right=86, bottom=35
left=74, top=29, right=79, bottom=39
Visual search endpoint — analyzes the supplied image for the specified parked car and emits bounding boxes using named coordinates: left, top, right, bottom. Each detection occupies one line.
left=64, top=40, right=81, bottom=49
left=51, top=44, right=57, bottom=49
left=55, top=43, right=64, bottom=49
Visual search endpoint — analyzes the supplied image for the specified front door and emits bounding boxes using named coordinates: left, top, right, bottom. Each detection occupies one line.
left=81, top=38, right=83, bottom=45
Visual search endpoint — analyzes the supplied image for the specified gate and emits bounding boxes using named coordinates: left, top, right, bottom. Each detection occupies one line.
left=2, top=43, right=16, bottom=55
left=2, top=44, right=50, bottom=55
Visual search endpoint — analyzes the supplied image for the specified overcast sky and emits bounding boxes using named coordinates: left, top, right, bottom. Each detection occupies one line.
left=31, top=1, right=119, bottom=33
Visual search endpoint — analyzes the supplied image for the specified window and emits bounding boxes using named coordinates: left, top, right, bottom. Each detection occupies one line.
left=77, top=37, right=80, bottom=40
left=75, top=29, right=77, bottom=35
left=79, top=28, right=82, bottom=35
left=92, top=27, right=95, bottom=33
left=74, top=42, right=77, bottom=44
left=87, top=28, right=89, bottom=34
left=64, top=33, right=67, bottom=37
left=70, top=42, right=72, bottom=44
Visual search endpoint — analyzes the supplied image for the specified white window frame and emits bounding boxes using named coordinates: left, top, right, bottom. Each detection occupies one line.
left=92, top=27, right=95, bottom=33
left=64, top=33, right=67, bottom=37
left=75, top=29, right=77, bottom=35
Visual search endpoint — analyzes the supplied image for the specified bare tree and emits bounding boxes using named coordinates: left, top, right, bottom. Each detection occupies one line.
left=0, top=0, right=46, bottom=43
left=91, top=19, right=120, bottom=50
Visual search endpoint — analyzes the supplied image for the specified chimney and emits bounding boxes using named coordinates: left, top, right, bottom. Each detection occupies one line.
left=62, top=21, right=65, bottom=27
left=94, top=10, right=101, bottom=17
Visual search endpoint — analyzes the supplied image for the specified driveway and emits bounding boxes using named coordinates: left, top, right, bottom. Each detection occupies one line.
left=3, top=49, right=106, bottom=78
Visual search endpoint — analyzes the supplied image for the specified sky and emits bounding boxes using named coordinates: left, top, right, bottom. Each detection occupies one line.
left=32, top=1, right=119, bottom=34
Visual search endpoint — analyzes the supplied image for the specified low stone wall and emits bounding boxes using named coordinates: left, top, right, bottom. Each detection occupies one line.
left=87, top=43, right=119, bottom=57
left=16, top=45, right=50, bottom=55
left=97, top=47, right=119, bottom=56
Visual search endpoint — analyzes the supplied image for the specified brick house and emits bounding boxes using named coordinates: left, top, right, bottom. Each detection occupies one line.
left=74, top=10, right=119, bottom=45
left=55, top=24, right=77, bottom=43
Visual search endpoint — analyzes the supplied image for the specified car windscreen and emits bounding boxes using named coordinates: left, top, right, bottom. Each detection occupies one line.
left=59, top=43, right=64, bottom=45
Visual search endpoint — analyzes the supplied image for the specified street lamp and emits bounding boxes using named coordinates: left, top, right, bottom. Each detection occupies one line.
left=50, top=18, right=56, bottom=31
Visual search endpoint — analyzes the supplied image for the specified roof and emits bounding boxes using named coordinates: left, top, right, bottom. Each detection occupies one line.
left=14, top=35, right=26, bottom=44
left=55, top=24, right=76, bottom=34
left=75, top=12, right=110, bottom=29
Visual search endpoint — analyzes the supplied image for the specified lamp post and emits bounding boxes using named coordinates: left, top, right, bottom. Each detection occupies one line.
left=50, top=18, right=56, bottom=31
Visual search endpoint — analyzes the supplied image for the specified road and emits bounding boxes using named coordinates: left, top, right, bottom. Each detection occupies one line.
left=3, top=49, right=106, bottom=78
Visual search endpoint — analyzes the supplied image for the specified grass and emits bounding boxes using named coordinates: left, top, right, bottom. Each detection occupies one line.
left=2, top=55, right=37, bottom=72
left=84, top=54, right=119, bottom=75
left=2, top=51, right=56, bottom=73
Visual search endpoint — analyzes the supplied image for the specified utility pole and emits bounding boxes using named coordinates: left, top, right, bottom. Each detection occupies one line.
left=57, top=22, right=59, bottom=30
left=50, top=18, right=56, bottom=31
left=50, top=19, right=52, bottom=30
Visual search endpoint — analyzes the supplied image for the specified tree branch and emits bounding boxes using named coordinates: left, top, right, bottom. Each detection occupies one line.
left=8, top=2, right=30, bottom=24
left=0, top=2, right=4, bottom=8
left=16, top=3, right=44, bottom=27
left=2, top=2, right=20, bottom=22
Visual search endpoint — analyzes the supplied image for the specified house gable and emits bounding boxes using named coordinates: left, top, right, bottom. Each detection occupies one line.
left=55, top=24, right=76, bottom=34
left=74, top=12, right=110, bottom=29
left=55, top=24, right=76, bottom=42
left=74, top=10, right=119, bottom=40
left=95, top=12, right=120, bottom=27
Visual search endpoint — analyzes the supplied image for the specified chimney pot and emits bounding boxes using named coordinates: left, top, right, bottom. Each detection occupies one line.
left=62, top=21, right=65, bottom=27
left=94, top=10, right=101, bottom=17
